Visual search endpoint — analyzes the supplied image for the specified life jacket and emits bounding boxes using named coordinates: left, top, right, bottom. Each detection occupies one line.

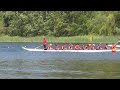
left=47, top=45, right=52, bottom=49
left=90, top=45, right=94, bottom=50
left=111, top=45, right=116, bottom=49
left=85, top=45, right=89, bottom=49
left=75, top=45, right=80, bottom=50
left=104, top=45, right=108, bottom=50
left=69, top=44, right=73, bottom=49
left=82, top=45, right=85, bottom=50
left=54, top=45, right=59, bottom=50
left=61, top=44, right=66, bottom=50
left=97, top=45, right=101, bottom=50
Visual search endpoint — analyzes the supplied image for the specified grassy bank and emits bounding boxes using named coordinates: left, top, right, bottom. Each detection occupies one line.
left=0, top=35, right=119, bottom=43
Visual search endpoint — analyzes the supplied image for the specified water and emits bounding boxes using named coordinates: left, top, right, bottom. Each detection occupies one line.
left=0, top=42, right=120, bottom=79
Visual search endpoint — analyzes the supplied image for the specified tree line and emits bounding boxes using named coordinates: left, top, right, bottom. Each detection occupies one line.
left=0, top=11, right=120, bottom=37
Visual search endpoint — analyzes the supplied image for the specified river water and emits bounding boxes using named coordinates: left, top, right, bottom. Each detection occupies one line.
left=0, top=42, right=120, bottom=79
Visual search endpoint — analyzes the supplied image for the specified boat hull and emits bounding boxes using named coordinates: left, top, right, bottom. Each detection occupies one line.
left=22, top=47, right=120, bottom=52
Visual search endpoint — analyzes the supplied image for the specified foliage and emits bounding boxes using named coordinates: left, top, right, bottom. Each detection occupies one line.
left=0, top=11, right=120, bottom=37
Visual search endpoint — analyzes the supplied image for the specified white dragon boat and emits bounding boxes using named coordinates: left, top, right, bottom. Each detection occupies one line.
left=22, top=46, right=120, bottom=52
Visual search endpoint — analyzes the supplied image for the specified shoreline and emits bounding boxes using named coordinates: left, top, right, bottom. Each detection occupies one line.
left=0, top=35, right=119, bottom=44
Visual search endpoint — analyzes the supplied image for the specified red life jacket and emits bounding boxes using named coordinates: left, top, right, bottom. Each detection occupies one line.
left=54, top=45, right=59, bottom=50
left=47, top=45, right=51, bottom=49
left=69, top=44, right=73, bottom=49
left=111, top=45, right=116, bottom=49
left=97, top=45, right=101, bottom=50
left=90, top=45, right=94, bottom=50
left=82, top=45, right=85, bottom=50
left=61, top=44, right=66, bottom=50
left=85, top=45, right=88, bottom=49
left=104, top=45, right=108, bottom=50
left=75, top=45, right=80, bottom=50
left=111, top=44, right=116, bottom=52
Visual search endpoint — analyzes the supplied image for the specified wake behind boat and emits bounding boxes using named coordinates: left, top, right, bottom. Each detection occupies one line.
left=22, top=46, right=120, bottom=52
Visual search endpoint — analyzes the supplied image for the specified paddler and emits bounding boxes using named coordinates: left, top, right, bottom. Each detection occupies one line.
left=111, top=43, right=116, bottom=49
left=111, top=43, right=116, bottom=52
left=96, top=43, right=102, bottom=50
left=82, top=44, right=85, bottom=50
left=88, top=43, right=92, bottom=50
left=90, top=44, right=95, bottom=50
left=61, top=44, right=67, bottom=50
left=85, top=44, right=89, bottom=50
left=75, top=44, right=80, bottom=50
left=68, top=43, right=73, bottom=50
left=104, top=44, right=108, bottom=50
left=54, top=44, right=59, bottom=50
left=47, top=44, right=53, bottom=50
left=43, top=37, right=47, bottom=50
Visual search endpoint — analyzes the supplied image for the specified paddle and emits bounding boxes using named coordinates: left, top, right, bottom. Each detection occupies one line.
left=115, top=42, right=118, bottom=45
left=115, top=39, right=120, bottom=45
left=35, top=45, right=43, bottom=49
left=108, top=42, right=117, bottom=47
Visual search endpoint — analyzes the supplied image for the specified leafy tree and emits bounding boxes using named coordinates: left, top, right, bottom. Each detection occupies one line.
left=0, top=11, right=119, bottom=37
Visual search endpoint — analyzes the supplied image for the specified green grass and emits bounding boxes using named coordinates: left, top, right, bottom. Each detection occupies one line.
left=0, top=35, right=119, bottom=43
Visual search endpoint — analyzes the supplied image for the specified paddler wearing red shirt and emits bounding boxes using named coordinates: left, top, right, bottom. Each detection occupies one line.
left=111, top=43, right=116, bottom=49
left=96, top=43, right=102, bottom=50
left=82, top=44, right=85, bottom=50
left=54, top=44, right=59, bottom=50
left=111, top=43, right=116, bottom=52
left=61, top=44, right=67, bottom=50
left=90, top=44, right=95, bottom=50
left=68, top=43, right=73, bottom=50
left=104, top=44, right=108, bottom=50
left=85, top=44, right=89, bottom=50
left=75, top=44, right=80, bottom=50
left=47, top=44, right=53, bottom=50
left=43, top=37, right=47, bottom=50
